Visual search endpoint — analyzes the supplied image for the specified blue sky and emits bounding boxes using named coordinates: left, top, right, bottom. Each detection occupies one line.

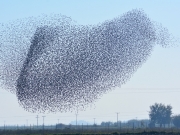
left=0, top=0, right=180, bottom=126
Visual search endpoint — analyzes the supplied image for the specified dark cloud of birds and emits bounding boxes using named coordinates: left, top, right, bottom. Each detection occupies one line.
left=0, top=9, right=178, bottom=113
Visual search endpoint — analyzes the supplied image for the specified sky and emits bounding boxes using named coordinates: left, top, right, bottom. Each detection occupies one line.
left=0, top=0, right=180, bottom=126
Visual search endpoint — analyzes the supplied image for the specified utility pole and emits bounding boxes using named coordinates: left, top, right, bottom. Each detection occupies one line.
left=26, top=119, right=28, bottom=127
left=4, top=121, right=5, bottom=131
left=93, top=118, right=96, bottom=132
left=75, top=113, right=78, bottom=129
left=75, top=107, right=78, bottom=130
left=57, top=119, right=59, bottom=129
left=108, top=123, right=109, bottom=133
left=133, top=122, right=134, bottom=132
left=42, top=116, right=45, bottom=135
left=120, top=121, right=121, bottom=131
left=136, top=117, right=137, bottom=128
left=116, top=112, right=119, bottom=127
left=36, top=115, right=39, bottom=129
left=42, top=116, right=45, bottom=129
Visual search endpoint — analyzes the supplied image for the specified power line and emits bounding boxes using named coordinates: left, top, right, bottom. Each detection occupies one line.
left=0, top=111, right=149, bottom=119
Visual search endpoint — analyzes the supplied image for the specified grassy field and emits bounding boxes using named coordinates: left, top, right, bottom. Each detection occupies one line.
left=0, top=128, right=180, bottom=135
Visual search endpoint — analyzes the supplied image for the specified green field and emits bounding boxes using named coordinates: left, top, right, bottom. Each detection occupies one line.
left=1, top=128, right=180, bottom=135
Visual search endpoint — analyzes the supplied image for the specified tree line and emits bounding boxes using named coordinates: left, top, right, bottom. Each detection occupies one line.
left=101, top=103, right=180, bottom=128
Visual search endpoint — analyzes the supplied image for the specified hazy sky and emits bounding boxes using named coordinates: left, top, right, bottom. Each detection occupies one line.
left=0, top=0, right=180, bottom=126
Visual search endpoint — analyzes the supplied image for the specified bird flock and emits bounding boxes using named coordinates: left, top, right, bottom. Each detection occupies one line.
left=0, top=9, right=178, bottom=113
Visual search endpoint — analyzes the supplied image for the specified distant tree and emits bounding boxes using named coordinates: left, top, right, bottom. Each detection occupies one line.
left=149, top=103, right=172, bottom=127
left=148, top=121, right=155, bottom=128
left=172, top=115, right=180, bottom=128
left=56, top=123, right=66, bottom=128
left=101, top=121, right=114, bottom=126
